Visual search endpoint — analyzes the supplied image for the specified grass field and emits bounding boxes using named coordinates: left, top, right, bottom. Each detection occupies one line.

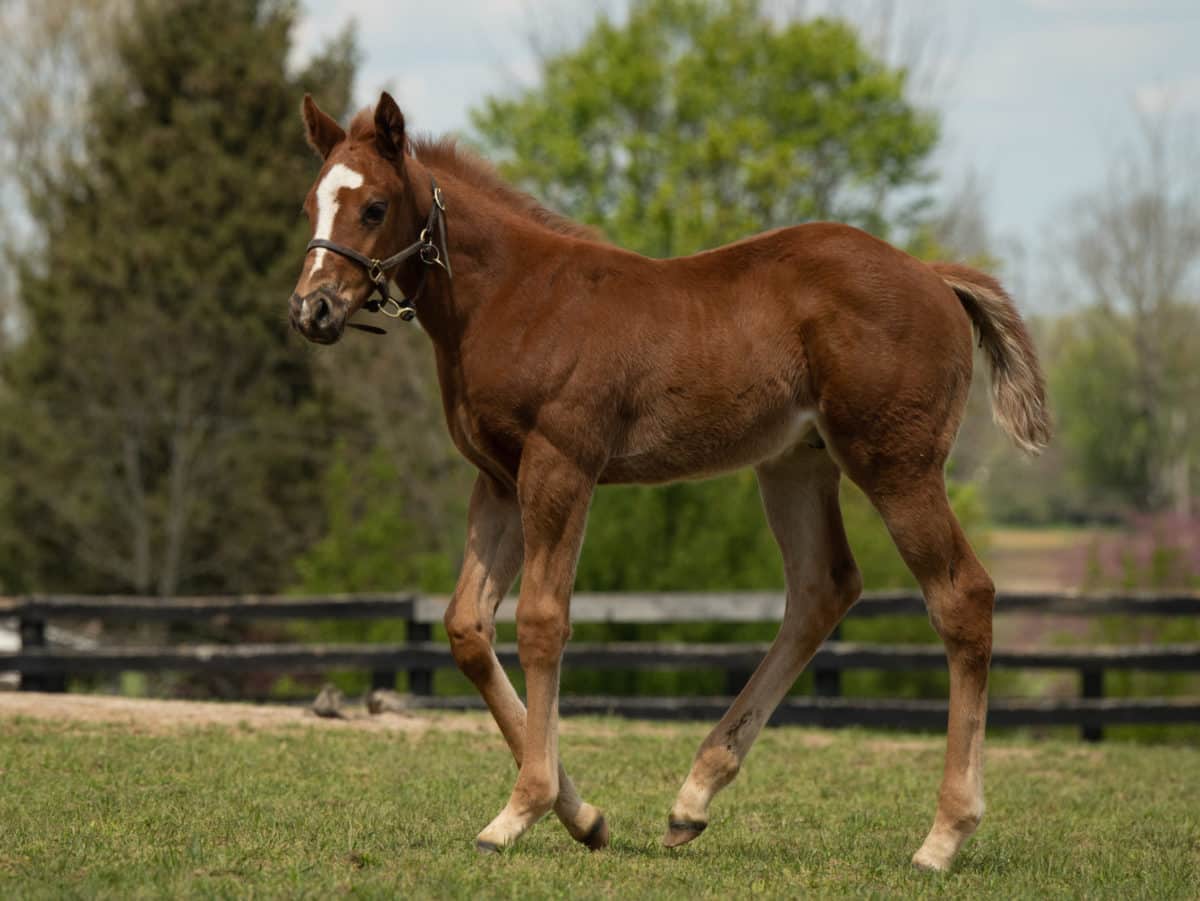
left=1, top=699, right=1198, bottom=899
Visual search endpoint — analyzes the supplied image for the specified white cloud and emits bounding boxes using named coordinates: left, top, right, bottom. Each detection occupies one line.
left=1136, top=76, right=1200, bottom=115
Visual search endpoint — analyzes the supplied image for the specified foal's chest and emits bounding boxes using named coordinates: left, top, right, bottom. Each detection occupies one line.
left=444, top=395, right=527, bottom=486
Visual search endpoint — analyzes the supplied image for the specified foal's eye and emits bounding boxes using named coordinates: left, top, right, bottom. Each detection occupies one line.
left=362, top=201, right=388, bottom=226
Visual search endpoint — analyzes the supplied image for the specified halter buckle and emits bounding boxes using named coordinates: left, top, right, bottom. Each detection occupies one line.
left=419, top=243, right=444, bottom=269
left=367, top=260, right=385, bottom=283
left=378, top=298, right=408, bottom=318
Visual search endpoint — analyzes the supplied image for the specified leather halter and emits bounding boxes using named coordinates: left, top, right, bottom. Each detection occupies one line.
left=304, top=177, right=451, bottom=330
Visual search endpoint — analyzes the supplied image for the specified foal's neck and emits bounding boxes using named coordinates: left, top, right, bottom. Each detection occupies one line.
left=402, top=159, right=548, bottom=353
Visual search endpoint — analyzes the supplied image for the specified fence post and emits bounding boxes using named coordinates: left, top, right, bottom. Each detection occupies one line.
left=405, top=602, right=434, bottom=696
left=814, top=624, right=842, bottom=698
left=18, top=616, right=66, bottom=693
left=725, top=666, right=751, bottom=696
left=370, top=668, right=397, bottom=692
left=1081, top=666, right=1104, bottom=742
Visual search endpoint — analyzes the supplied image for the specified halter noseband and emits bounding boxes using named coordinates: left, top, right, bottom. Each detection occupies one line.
left=305, top=177, right=451, bottom=329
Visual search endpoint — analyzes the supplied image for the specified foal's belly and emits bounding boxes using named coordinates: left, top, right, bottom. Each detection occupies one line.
left=599, top=403, right=818, bottom=485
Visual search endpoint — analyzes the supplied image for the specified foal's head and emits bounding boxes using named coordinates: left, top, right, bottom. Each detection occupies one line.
left=290, top=92, right=415, bottom=344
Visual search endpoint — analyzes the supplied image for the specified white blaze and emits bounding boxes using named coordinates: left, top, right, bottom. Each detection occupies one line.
left=310, top=163, right=364, bottom=276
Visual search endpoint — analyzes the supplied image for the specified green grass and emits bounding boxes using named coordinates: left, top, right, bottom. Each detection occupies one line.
left=1, top=714, right=1197, bottom=898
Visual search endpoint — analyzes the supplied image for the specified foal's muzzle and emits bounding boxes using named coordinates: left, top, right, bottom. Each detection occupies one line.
left=290, top=287, right=347, bottom=344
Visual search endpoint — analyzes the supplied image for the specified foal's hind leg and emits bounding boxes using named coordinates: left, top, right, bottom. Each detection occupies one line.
left=665, top=445, right=862, bottom=846
left=863, top=471, right=994, bottom=871
left=443, top=474, right=607, bottom=850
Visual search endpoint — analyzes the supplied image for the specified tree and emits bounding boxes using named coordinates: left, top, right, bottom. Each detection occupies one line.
left=0, top=0, right=126, bottom=354
left=0, top=0, right=358, bottom=594
left=1051, top=305, right=1200, bottom=517
left=292, top=445, right=457, bottom=595
left=472, top=0, right=939, bottom=258
left=576, top=474, right=784, bottom=592
left=1053, top=115, right=1200, bottom=515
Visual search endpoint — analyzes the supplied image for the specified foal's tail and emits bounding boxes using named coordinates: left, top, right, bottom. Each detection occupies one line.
left=931, top=262, right=1052, bottom=455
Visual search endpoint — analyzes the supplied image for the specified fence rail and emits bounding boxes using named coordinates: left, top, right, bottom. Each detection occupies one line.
left=5, top=590, right=1198, bottom=621
left=2, top=590, right=1198, bottom=740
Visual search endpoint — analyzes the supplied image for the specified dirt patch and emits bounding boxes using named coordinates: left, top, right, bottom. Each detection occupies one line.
left=862, top=737, right=939, bottom=753
left=0, top=691, right=502, bottom=738
left=986, top=745, right=1041, bottom=761
left=0, top=692, right=704, bottom=741
left=861, top=735, right=1038, bottom=760
left=0, top=693, right=889, bottom=751
left=793, top=731, right=837, bottom=749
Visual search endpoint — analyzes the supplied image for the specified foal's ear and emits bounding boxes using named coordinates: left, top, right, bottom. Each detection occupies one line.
left=301, top=94, right=345, bottom=160
left=374, top=91, right=406, bottom=160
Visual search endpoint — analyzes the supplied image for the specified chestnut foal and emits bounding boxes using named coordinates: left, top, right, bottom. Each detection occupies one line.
left=289, top=92, right=1050, bottom=871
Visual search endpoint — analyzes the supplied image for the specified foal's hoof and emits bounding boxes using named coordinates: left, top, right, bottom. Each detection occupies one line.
left=581, top=814, right=610, bottom=851
left=911, top=849, right=951, bottom=872
left=475, top=839, right=501, bottom=855
left=662, top=818, right=707, bottom=848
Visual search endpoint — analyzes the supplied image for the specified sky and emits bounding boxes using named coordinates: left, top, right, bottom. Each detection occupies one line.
left=294, top=1, right=1200, bottom=279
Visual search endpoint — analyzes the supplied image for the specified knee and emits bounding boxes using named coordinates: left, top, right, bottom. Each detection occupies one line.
left=928, top=564, right=995, bottom=659
left=516, top=602, right=569, bottom=669
left=444, top=605, right=494, bottom=682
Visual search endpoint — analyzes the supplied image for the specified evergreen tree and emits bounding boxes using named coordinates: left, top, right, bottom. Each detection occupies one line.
left=0, top=0, right=357, bottom=594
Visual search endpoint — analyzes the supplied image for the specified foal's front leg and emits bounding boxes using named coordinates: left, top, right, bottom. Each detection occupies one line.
left=444, top=475, right=607, bottom=850
left=474, top=443, right=595, bottom=851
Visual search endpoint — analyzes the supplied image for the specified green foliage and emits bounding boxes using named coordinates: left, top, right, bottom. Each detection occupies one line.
left=292, top=444, right=457, bottom=595
left=1045, top=300, right=1200, bottom=519
left=472, top=0, right=938, bottom=256
left=0, top=0, right=358, bottom=594
left=576, top=473, right=782, bottom=591
left=1050, top=311, right=1155, bottom=512
left=577, top=475, right=986, bottom=596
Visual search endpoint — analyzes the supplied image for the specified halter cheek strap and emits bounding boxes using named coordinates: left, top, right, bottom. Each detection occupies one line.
left=304, top=177, right=451, bottom=328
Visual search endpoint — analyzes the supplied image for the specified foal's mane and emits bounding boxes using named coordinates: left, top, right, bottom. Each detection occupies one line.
left=348, top=110, right=602, bottom=242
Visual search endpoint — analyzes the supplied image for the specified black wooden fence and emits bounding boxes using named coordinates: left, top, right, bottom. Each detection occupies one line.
left=2, top=591, right=1198, bottom=741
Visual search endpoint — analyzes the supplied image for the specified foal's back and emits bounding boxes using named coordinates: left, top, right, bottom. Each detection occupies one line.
left=544, top=221, right=977, bottom=484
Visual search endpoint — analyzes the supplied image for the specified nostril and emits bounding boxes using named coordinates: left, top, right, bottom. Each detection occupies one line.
left=313, top=296, right=332, bottom=327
